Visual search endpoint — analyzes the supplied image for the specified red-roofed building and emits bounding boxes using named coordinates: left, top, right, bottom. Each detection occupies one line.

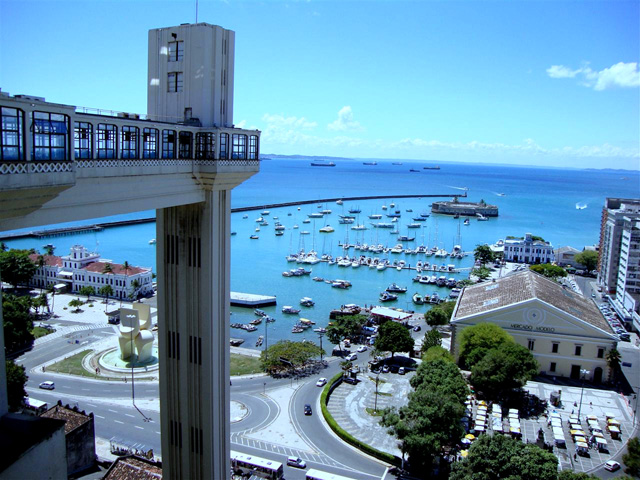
left=30, top=245, right=153, bottom=299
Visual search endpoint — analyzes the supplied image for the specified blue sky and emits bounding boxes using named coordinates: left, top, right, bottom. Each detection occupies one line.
left=1, top=0, right=638, bottom=169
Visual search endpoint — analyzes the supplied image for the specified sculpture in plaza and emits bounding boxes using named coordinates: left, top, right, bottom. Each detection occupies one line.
left=118, top=303, right=153, bottom=362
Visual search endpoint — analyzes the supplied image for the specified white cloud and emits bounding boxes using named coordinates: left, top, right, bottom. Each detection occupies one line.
left=327, top=106, right=364, bottom=132
left=546, top=65, right=581, bottom=78
left=547, top=62, right=640, bottom=90
left=259, top=111, right=638, bottom=162
left=235, top=120, right=247, bottom=129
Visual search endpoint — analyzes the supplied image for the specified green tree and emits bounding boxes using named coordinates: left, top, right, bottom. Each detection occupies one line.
left=260, top=340, right=324, bottom=374
left=45, top=283, right=56, bottom=313
left=43, top=244, right=55, bottom=256
left=6, top=360, right=28, bottom=411
left=473, top=244, right=495, bottom=265
left=326, top=314, right=367, bottom=353
left=470, top=342, right=539, bottom=399
left=130, top=279, right=141, bottom=299
left=0, top=242, right=7, bottom=252
left=381, top=387, right=465, bottom=471
left=529, top=263, right=567, bottom=280
left=450, top=434, right=558, bottom=480
left=421, top=328, right=442, bottom=354
left=33, top=292, right=49, bottom=316
left=102, top=262, right=113, bottom=275
left=35, top=255, right=46, bottom=292
left=68, top=298, right=83, bottom=313
left=574, top=250, right=599, bottom=272
left=422, top=345, right=455, bottom=363
left=0, top=249, right=38, bottom=289
left=99, top=284, right=114, bottom=312
left=79, top=285, right=95, bottom=302
left=120, top=260, right=131, bottom=306
left=2, top=294, right=35, bottom=353
left=425, top=307, right=449, bottom=327
left=410, top=358, right=469, bottom=402
left=471, top=266, right=492, bottom=281
left=374, top=321, right=414, bottom=358
left=605, top=348, right=622, bottom=382
left=458, top=322, right=513, bottom=369
left=623, top=436, right=640, bottom=477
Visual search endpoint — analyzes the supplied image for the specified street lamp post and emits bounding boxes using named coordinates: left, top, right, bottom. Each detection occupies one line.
left=577, top=369, right=591, bottom=420
left=318, top=331, right=324, bottom=364
left=374, top=373, right=380, bottom=412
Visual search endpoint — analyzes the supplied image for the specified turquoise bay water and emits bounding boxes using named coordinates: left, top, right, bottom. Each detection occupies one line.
left=5, top=159, right=639, bottom=349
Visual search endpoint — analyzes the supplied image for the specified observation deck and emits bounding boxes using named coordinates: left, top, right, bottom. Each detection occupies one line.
left=0, top=94, right=260, bottom=231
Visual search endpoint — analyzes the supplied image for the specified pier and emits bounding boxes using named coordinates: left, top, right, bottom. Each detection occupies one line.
left=230, top=292, right=277, bottom=308
left=0, top=192, right=465, bottom=240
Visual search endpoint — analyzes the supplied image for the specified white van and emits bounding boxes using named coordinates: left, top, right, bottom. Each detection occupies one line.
left=23, top=397, right=48, bottom=415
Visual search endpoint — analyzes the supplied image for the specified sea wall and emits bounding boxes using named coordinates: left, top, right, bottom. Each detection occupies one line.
left=431, top=201, right=499, bottom=217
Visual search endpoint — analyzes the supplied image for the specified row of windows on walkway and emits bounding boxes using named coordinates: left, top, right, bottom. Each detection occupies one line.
left=0, top=107, right=258, bottom=161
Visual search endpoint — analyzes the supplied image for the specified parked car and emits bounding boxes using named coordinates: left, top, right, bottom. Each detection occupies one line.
left=398, top=367, right=406, bottom=375
left=382, top=365, right=390, bottom=373
left=346, top=353, right=358, bottom=362
left=316, top=378, right=327, bottom=387
left=357, top=345, right=367, bottom=353
left=604, top=460, right=620, bottom=472
left=39, top=381, right=55, bottom=390
left=287, top=456, right=307, bottom=468
left=304, top=404, right=312, bottom=415
left=413, top=325, right=421, bottom=332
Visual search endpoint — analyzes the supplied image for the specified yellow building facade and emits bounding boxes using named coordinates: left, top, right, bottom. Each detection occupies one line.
left=450, top=271, right=618, bottom=384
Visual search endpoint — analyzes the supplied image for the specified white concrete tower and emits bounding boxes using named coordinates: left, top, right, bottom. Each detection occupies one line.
left=148, top=23, right=235, bottom=127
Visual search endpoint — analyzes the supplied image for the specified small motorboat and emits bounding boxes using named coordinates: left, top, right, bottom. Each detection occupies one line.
left=412, top=293, right=424, bottom=305
left=282, top=306, right=301, bottom=314
left=149, top=238, right=156, bottom=245
left=386, top=283, right=408, bottom=293
left=300, top=297, right=315, bottom=307
left=250, top=234, right=259, bottom=239
left=379, top=291, right=398, bottom=302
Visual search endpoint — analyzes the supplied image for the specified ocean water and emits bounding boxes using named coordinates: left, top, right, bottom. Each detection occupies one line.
left=4, top=159, right=639, bottom=349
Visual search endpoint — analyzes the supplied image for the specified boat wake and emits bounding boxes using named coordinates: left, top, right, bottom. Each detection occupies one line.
left=576, top=202, right=588, bottom=210
left=493, top=192, right=506, bottom=197
left=447, top=186, right=469, bottom=191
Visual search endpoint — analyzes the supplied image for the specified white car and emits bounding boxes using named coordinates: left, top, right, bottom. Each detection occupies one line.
left=39, top=381, right=55, bottom=390
left=357, top=345, right=367, bottom=353
left=345, top=353, right=358, bottom=361
left=316, top=378, right=327, bottom=387
left=287, top=456, right=306, bottom=468
left=604, top=460, right=620, bottom=472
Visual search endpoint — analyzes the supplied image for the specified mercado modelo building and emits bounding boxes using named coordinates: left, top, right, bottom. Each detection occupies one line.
left=450, top=270, right=618, bottom=384
left=29, top=245, right=153, bottom=299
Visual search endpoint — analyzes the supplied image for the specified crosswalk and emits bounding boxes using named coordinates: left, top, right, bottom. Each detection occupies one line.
left=230, top=432, right=341, bottom=469
left=34, top=323, right=111, bottom=345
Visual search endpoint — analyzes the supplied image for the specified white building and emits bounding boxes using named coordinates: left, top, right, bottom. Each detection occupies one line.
left=502, top=233, right=555, bottom=264
left=554, top=246, right=581, bottom=268
left=30, top=245, right=153, bottom=299
left=597, top=198, right=640, bottom=331
left=450, top=270, right=618, bottom=383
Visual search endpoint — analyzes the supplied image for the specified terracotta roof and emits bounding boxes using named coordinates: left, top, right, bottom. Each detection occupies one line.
left=454, top=270, right=615, bottom=334
left=41, top=403, right=92, bottom=434
left=29, top=253, right=62, bottom=267
left=83, top=262, right=149, bottom=275
left=103, top=456, right=162, bottom=480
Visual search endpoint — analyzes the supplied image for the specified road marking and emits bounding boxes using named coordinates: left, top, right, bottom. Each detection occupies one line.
left=135, top=426, right=144, bottom=430
left=125, top=414, right=135, bottom=418
left=114, top=420, right=124, bottom=424
left=95, top=415, right=105, bottom=419
left=108, top=409, right=118, bottom=413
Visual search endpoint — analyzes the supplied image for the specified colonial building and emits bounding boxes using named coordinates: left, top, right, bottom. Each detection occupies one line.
left=502, top=233, right=554, bottom=264
left=450, top=270, right=618, bottom=384
left=29, top=245, right=153, bottom=299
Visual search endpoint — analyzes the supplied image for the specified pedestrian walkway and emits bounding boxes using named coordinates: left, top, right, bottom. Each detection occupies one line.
left=34, top=323, right=111, bottom=345
left=327, top=370, right=413, bottom=457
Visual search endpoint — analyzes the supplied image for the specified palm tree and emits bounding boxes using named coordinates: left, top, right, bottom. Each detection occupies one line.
left=130, top=279, right=142, bottom=300
left=120, top=261, right=131, bottom=306
left=68, top=298, right=83, bottom=313
left=43, top=244, right=55, bottom=256
left=99, top=284, right=114, bottom=312
left=102, top=262, right=113, bottom=275
left=0, top=241, right=7, bottom=252
left=606, top=348, right=622, bottom=382
left=36, top=255, right=46, bottom=293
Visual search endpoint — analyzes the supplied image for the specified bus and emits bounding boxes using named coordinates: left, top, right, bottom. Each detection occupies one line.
left=230, top=450, right=284, bottom=480
left=306, top=468, right=360, bottom=480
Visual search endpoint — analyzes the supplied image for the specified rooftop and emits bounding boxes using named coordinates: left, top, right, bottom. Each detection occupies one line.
left=103, top=455, right=162, bottom=480
left=41, top=403, right=93, bottom=434
left=454, top=270, right=615, bottom=335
